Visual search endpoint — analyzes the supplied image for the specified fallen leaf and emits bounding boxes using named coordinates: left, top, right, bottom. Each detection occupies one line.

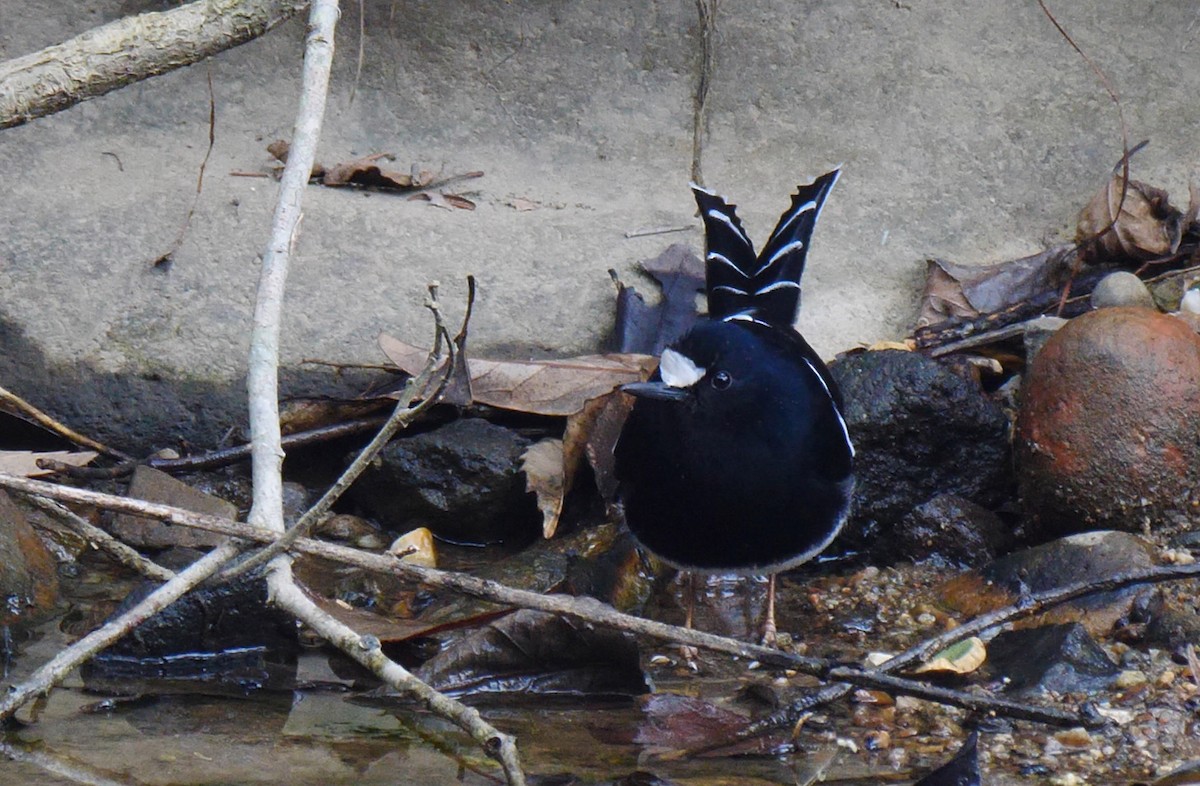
left=572, top=389, right=635, bottom=502
left=1077, top=174, right=1183, bottom=264
left=916, top=246, right=1077, bottom=329
left=408, top=192, right=476, bottom=210
left=912, top=637, right=987, bottom=675
left=378, top=333, right=656, bottom=416
left=414, top=609, right=648, bottom=700
left=614, top=244, right=705, bottom=354
left=0, top=450, right=97, bottom=477
left=522, top=439, right=565, bottom=538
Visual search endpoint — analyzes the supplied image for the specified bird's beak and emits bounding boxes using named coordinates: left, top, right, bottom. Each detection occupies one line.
left=621, top=380, right=689, bottom=401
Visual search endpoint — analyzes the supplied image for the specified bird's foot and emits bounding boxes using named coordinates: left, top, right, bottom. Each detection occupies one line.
left=759, top=620, right=778, bottom=648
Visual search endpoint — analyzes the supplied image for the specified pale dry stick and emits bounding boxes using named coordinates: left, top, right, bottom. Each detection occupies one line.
left=0, top=740, right=131, bottom=786
left=0, top=475, right=1099, bottom=729
left=19, top=494, right=175, bottom=582
left=241, top=3, right=526, bottom=783
left=273, top=577, right=524, bottom=776
left=0, top=541, right=240, bottom=721
left=223, top=285, right=456, bottom=581
left=0, top=0, right=305, bottom=129
left=0, top=384, right=130, bottom=460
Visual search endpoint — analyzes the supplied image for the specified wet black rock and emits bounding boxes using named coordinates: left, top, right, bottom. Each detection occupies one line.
left=83, top=572, right=299, bottom=695
left=828, top=350, right=1011, bottom=555
left=985, top=623, right=1119, bottom=695
left=349, top=417, right=540, bottom=546
left=1142, top=592, right=1200, bottom=657
left=889, top=494, right=1013, bottom=567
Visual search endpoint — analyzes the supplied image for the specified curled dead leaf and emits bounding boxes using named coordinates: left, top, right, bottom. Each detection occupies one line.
left=378, top=333, right=656, bottom=417
left=1077, top=174, right=1183, bottom=264
left=521, top=439, right=566, bottom=538
left=912, top=636, right=986, bottom=676
left=388, top=527, right=437, bottom=568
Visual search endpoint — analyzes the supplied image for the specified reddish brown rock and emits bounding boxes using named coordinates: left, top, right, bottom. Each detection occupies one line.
left=1016, top=306, right=1200, bottom=537
left=0, top=492, right=60, bottom=626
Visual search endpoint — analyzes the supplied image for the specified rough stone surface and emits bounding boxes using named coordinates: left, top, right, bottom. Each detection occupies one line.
left=0, top=492, right=60, bottom=627
left=985, top=623, right=1119, bottom=695
left=348, top=417, right=539, bottom=545
left=4, top=1, right=1200, bottom=450
left=1016, top=307, right=1200, bottom=538
left=828, top=349, right=1011, bottom=551
left=112, top=465, right=238, bottom=549
left=938, top=530, right=1156, bottom=637
left=888, top=494, right=1012, bottom=568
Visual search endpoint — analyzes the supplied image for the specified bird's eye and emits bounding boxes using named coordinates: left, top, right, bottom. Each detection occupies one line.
left=711, top=371, right=732, bottom=390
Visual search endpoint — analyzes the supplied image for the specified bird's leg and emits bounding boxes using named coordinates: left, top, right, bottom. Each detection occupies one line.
left=760, top=573, right=778, bottom=648
left=680, top=572, right=700, bottom=665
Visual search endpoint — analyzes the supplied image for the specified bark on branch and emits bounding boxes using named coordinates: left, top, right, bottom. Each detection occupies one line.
left=0, top=0, right=306, bottom=129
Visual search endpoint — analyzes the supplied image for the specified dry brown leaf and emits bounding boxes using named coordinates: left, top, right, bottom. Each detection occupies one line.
left=1077, top=174, right=1183, bottom=263
left=521, top=439, right=565, bottom=538
left=378, top=333, right=656, bottom=416
left=408, top=192, right=476, bottom=210
left=570, top=390, right=635, bottom=503
left=917, top=260, right=979, bottom=327
left=0, top=450, right=97, bottom=477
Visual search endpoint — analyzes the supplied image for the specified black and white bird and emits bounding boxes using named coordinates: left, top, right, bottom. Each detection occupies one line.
left=614, top=170, right=855, bottom=644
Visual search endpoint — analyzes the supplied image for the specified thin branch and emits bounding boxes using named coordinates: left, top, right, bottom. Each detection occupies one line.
left=239, top=3, right=527, bottom=782
left=151, top=67, right=218, bottom=268
left=0, top=475, right=1163, bottom=729
left=0, top=0, right=306, bottom=129
left=20, top=494, right=175, bottom=582
left=223, top=283, right=457, bottom=579
left=0, top=541, right=240, bottom=721
left=271, top=574, right=526, bottom=782
left=0, top=384, right=131, bottom=460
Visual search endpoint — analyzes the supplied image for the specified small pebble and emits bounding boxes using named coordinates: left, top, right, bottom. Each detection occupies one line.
left=1054, top=728, right=1092, bottom=748
left=1116, top=670, right=1149, bottom=689
left=1091, top=271, right=1155, bottom=310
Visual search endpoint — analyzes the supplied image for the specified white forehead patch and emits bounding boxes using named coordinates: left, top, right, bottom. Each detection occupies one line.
left=659, top=348, right=706, bottom=389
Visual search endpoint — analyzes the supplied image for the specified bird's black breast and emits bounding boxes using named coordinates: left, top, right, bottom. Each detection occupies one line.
left=614, top=321, right=853, bottom=572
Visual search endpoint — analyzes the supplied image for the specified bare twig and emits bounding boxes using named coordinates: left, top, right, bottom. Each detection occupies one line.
left=20, top=494, right=175, bottom=582
left=41, top=416, right=391, bottom=480
left=624, top=224, right=693, bottom=239
left=223, top=282, right=458, bottom=579
left=240, top=3, right=526, bottom=782
left=0, top=384, right=131, bottom=460
left=272, top=577, right=525, bottom=778
left=0, top=541, right=240, bottom=721
left=152, top=67, right=218, bottom=268
left=0, top=475, right=1143, bottom=730
left=0, top=0, right=306, bottom=129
